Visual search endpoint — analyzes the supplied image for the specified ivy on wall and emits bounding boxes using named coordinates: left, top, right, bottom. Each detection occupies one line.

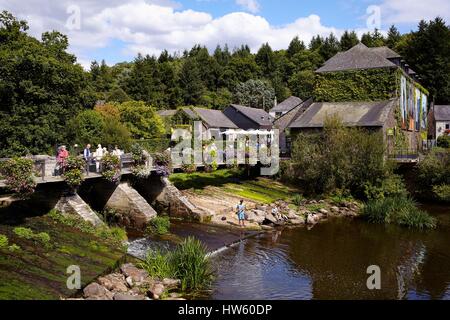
left=313, top=68, right=398, bottom=102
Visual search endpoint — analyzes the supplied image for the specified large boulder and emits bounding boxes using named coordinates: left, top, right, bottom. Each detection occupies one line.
left=97, top=273, right=128, bottom=292
left=83, top=283, right=113, bottom=300
left=113, top=293, right=146, bottom=301
left=120, top=263, right=149, bottom=284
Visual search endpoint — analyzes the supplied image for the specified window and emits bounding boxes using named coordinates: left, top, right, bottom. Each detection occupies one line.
left=446, top=124, right=450, bottom=130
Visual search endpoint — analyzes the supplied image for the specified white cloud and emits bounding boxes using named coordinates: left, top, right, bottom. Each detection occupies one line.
left=378, top=0, right=450, bottom=25
left=0, top=0, right=352, bottom=68
left=236, top=0, right=260, bottom=14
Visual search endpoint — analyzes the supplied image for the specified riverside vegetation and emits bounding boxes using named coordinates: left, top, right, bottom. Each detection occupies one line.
left=282, top=117, right=437, bottom=230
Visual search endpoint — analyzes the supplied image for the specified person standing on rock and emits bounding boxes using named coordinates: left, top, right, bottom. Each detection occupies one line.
left=236, top=200, right=246, bottom=228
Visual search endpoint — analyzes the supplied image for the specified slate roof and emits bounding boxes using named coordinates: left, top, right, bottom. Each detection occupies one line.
left=316, top=43, right=397, bottom=73
left=289, top=99, right=397, bottom=128
left=193, top=108, right=238, bottom=129
left=434, top=105, right=450, bottom=121
left=369, top=46, right=402, bottom=59
left=270, top=96, right=303, bottom=113
left=274, top=98, right=313, bottom=131
left=157, top=110, right=177, bottom=117
left=229, top=104, right=274, bottom=126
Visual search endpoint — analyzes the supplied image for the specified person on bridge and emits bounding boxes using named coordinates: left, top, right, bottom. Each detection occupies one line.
left=236, top=200, right=246, bottom=228
left=94, top=144, right=104, bottom=172
left=56, top=145, right=69, bottom=174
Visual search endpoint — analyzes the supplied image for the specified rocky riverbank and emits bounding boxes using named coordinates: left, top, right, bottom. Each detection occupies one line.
left=244, top=198, right=361, bottom=228
left=182, top=186, right=361, bottom=230
left=71, top=263, right=185, bottom=300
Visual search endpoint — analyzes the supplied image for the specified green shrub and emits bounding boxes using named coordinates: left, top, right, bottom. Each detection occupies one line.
left=140, top=249, right=174, bottom=279
left=109, top=227, right=128, bottom=242
left=292, top=194, right=305, bottom=206
left=140, top=237, right=212, bottom=292
left=361, top=196, right=437, bottom=230
left=0, top=157, right=36, bottom=198
left=8, top=244, right=21, bottom=253
left=146, top=216, right=171, bottom=236
left=13, top=227, right=52, bottom=247
left=13, top=227, right=34, bottom=240
left=437, top=135, right=450, bottom=148
left=0, top=234, right=8, bottom=249
left=417, top=149, right=450, bottom=200
left=288, top=116, right=392, bottom=198
left=433, top=184, right=450, bottom=202
left=63, top=156, right=86, bottom=188
left=171, top=237, right=212, bottom=292
left=364, top=174, right=408, bottom=200
left=101, top=153, right=121, bottom=182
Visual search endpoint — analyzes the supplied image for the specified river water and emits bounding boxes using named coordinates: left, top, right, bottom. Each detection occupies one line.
left=129, top=204, right=450, bottom=300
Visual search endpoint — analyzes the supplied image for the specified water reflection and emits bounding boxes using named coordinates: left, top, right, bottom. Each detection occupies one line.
left=209, top=216, right=450, bottom=300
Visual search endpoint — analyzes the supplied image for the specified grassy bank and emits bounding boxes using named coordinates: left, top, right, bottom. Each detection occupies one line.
left=361, top=196, right=437, bottom=230
left=0, top=210, right=127, bottom=300
left=170, top=169, right=299, bottom=204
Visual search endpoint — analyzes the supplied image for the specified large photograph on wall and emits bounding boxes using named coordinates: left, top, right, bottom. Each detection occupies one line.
left=400, top=76, right=407, bottom=129
left=421, top=93, right=428, bottom=130
left=415, top=88, right=421, bottom=131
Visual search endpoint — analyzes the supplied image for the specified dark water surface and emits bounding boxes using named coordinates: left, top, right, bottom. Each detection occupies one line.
left=206, top=204, right=450, bottom=300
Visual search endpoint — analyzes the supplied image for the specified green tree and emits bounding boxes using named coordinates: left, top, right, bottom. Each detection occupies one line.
left=386, top=25, right=401, bottom=49
left=0, top=11, right=96, bottom=157
left=287, top=36, right=306, bottom=58
left=68, top=110, right=105, bottom=147
left=320, top=33, right=341, bottom=60
left=256, top=43, right=276, bottom=76
left=398, top=18, right=450, bottom=104
left=233, top=79, right=275, bottom=110
left=340, top=30, right=359, bottom=51
left=118, top=101, right=165, bottom=139
left=179, top=58, right=205, bottom=105
left=288, top=70, right=316, bottom=100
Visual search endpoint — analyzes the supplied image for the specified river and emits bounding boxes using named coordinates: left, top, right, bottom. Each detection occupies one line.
left=129, top=204, right=450, bottom=300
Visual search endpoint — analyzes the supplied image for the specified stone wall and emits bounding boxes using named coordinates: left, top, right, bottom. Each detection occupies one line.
left=105, top=182, right=157, bottom=231
left=55, top=193, right=104, bottom=227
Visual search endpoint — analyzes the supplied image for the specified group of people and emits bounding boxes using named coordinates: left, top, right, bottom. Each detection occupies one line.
left=55, top=144, right=123, bottom=174
left=83, top=144, right=124, bottom=172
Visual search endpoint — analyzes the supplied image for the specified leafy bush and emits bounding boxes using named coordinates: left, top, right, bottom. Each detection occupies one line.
left=433, top=184, right=450, bottom=202
left=63, top=156, right=85, bottom=188
left=101, top=153, right=121, bottom=182
left=181, top=163, right=197, bottom=174
left=140, top=237, right=212, bottom=292
left=13, top=227, right=34, bottom=239
left=8, top=244, right=21, bottom=252
left=361, top=196, right=437, bottom=230
left=131, top=165, right=153, bottom=179
left=292, top=194, right=305, bottom=206
left=0, top=157, right=36, bottom=198
left=146, top=216, right=171, bottom=236
left=364, top=174, right=408, bottom=200
left=417, top=149, right=450, bottom=201
left=0, top=234, right=8, bottom=249
left=153, top=152, right=171, bottom=177
left=288, top=116, right=392, bottom=198
left=13, top=227, right=52, bottom=247
left=437, top=135, right=450, bottom=148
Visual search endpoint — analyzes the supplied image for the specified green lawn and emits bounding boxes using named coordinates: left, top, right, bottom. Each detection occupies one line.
left=170, top=169, right=300, bottom=204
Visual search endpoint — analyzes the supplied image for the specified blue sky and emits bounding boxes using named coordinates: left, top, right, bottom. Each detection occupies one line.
left=1, top=0, right=448, bottom=68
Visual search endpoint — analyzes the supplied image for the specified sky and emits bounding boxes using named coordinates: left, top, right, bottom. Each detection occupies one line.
left=1, top=0, right=449, bottom=69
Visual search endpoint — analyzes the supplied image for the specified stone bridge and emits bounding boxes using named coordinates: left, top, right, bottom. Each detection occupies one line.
left=0, top=154, right=234, bottom=231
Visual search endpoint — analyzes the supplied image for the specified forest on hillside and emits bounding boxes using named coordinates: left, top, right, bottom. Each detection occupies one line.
left=1, top=10, right=450, bottom=156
